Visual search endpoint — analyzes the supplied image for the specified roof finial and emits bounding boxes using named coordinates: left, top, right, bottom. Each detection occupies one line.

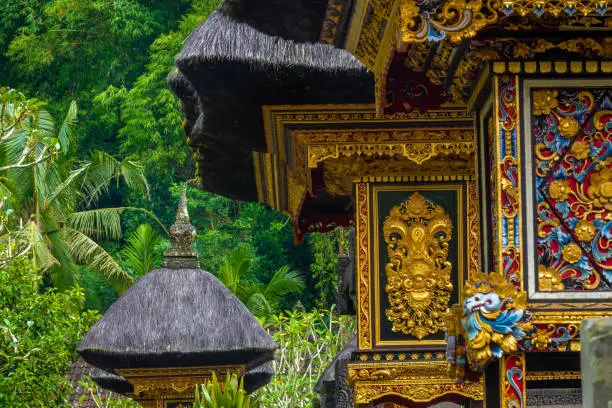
left=162, top=183, right=199, bottom=269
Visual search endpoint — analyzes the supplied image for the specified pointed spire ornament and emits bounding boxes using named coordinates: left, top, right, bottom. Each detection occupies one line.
left=162, top=183, right=199, bottom=269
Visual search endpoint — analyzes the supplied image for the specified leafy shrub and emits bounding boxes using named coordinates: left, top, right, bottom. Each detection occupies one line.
left=0, top=254, right=100, bottom=407
left=257, top=308, right=354, bottom=407
left=194, top=372, right=259, bottom=408
left=78, top=376, right=142, bottom=408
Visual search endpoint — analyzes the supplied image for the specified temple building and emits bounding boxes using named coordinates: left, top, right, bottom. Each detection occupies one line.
left=168, top=0, right=612, bottom=406
left=78, top=187, right=276, bottom=407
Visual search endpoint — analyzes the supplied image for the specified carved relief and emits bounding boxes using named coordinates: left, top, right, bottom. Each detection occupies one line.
left=383, top=193, right=453, bottom=339
left=533, top=87, right=612, bottom=291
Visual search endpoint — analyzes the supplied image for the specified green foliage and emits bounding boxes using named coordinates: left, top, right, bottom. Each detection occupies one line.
left=77, top=376, right=142, bottom=408
left=194, top=373, right=259, bottom=408
left=0, top=88, right=158, bottom=291
left=0, top=253, right=100, bottom=407
left=119, top=223, right=163, bottom=280
left=258, top=309, right=354, bottom=407
left=307, top=228, right=345, bottom=309
left=217, top=246, right=305, bottom=318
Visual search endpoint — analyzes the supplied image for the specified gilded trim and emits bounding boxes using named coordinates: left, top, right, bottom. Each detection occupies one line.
left=348, top=361, right=484, bottom=404
left=526, top=371, right=581, bottom=381
left=356, top=182, right=372, bottom=349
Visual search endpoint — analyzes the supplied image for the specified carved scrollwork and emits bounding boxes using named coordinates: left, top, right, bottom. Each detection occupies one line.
left=383, top=192, right=453, bottom=339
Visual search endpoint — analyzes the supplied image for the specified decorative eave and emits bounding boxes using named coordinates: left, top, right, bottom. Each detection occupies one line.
left=347, top=360, right=484, bottom=404
left=255, top=104, right=475, bottom=241
left=341, top=0, right=612, bottom=116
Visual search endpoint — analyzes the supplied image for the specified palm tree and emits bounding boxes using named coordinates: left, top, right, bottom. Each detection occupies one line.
left=119, top=223, right=163, bottom=280
left=217, top=246, right=305, bottom=318
left=0, top=88, right=164, bottom=291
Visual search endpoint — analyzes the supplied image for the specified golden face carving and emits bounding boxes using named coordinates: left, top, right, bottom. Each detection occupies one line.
left=383, top=193, right=454, bottom=339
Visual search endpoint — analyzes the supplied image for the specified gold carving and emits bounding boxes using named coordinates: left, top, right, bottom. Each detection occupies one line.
left=558, top=116, right=580, bottom=139
left=525, top=371, right=582, bottom=381
left=383, top=193, right=453, bottom=339
left=116, top=365, right=244, bottom=401
left=467, top=181, right=481, bottom=280
left=575, top=219, right=597, bottom=242
left=533, top=89, right=559, bottom=115
left=571, top=141, right=591, bottom=160
left=400, top=0, right=499, bottom=44
left=587, top=164, right=612, bottom=211
left=529, top=328, right=553, bottom=351
left=538, top=265, right=565, bottom=291
left=561, top=243, right=582, bottom=264
left=348, top=361, right=484, bottom=403
left=549, top=179, right=571, bottom=201
left=357, top=182, right=372, bottom=349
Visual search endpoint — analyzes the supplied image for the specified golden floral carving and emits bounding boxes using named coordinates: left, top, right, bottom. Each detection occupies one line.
left=533, top=90, right=559, bottom=115
left=558, top=116, right=580, bottom=139
left=575, top=220, right=597, bottom=242
left=562, top=243, right=583, bottom=264
left=383, top=193, right=453, bottom=339
left=530, top=328, right=553, bottom=351
left=587, top=165, right=612, bottom=211
left=538, top=265, right=565, bottom=291
left=571, top=141, right=590, bottom=160
left=549, top=179, right=571, bottom=201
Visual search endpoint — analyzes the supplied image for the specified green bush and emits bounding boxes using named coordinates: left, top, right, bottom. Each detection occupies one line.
left=78, top=376, right=142, bottom=408
left=0, top=254, right=100, bottom=407
left=257, top=308, right=354, bottom=407
left=194, top=372, right=259, bottom=408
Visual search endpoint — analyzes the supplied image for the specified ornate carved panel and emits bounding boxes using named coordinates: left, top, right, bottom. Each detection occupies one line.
left=522, top=79, right=612, bottom=305
left=383, top=192, right=454, bottom=339
left=356, top=180, right=480, bottom=349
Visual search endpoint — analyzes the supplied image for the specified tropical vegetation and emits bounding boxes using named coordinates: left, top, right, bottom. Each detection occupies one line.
left=194, top=373, right=259, bottom=408
left=0, top=1, right=354, bottom=406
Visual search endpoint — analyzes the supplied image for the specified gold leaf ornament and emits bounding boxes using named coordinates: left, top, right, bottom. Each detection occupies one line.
left=383, top=193, right=454, bottom=339
left=558, top=116, right=580, bottom=139
left=549, top=179, right=571, bottom=201
left=533, top=89, right=559, bottom=115
left=587, top=165, right=612, bottom=211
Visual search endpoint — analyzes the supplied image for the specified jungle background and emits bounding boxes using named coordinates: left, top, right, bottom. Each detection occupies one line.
left=0, top=1, right=352, bottom=406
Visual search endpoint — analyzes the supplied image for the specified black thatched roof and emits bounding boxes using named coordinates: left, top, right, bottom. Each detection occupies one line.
left=169, top=7, right=373, bottom=201
left=219, top=0, right=329, bottom=42
left=90, top=367, right=134, bottom=395
left=78, top=268, right=276, bottom=370
left=243, top=362, right=274, bottom=393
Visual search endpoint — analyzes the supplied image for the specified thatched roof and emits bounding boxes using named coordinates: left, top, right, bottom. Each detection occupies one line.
left=243, top=362, right=274, bottom=393
left=66, top=360, right=129, bottom=407
left=78, top=268, right=276, bottom=370
left=90, top=367, right=133, bottom=395
left=169, top=8, right=373, bottom=201
left=218, top=0, right=329, bottom=42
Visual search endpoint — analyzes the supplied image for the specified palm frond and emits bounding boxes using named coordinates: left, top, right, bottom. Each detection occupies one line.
left=120, top=158, right=149, bottom=199
left=62, top=227, right=134, bottom=285
left=28, top=105, right=55, bottom=139
left=67, top=207, right=123, bottom=241
left=119, top=224, right=162, bottom=279
left=217, top=245, right=253, bottom=295
left=263, top=265, right=305, bottom=301
left=57, top=100, right=77, bottom=153
left=79, top=151, right=120, bottom=206
left=242, top=286, right=273, bottom=318
left=25, top=220, right=56, bottom=271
